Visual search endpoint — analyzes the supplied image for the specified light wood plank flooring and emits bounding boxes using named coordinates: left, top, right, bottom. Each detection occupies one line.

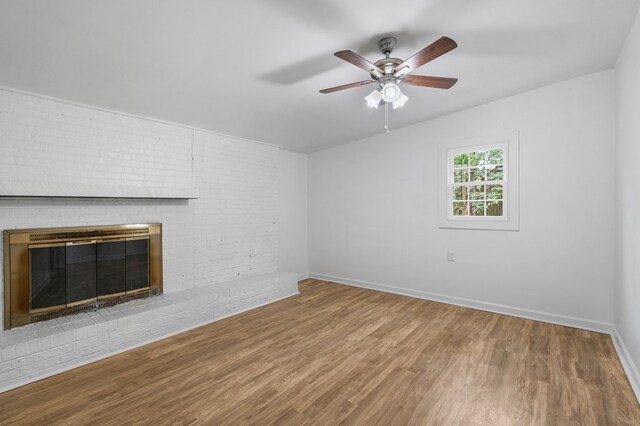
left=0, top=279, right=639, bottom=425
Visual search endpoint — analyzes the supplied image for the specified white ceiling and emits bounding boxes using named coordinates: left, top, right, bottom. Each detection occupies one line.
left=0, top=1, right=638, bottom=153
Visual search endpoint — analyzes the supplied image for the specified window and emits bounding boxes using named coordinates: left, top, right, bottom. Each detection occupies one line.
left=449, top=145, right=506, bottom=219
left=438, top=133, right=519, bottom=231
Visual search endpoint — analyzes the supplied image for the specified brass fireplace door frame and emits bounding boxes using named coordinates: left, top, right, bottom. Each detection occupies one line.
left=3, top=223, right=163, bottom=330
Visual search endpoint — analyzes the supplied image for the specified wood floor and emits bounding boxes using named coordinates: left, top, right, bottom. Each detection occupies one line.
left=1, top=279, right=639, bottom=425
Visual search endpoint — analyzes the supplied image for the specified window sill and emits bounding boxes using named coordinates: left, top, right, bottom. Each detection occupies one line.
left=438, top=218, right=519, bottom=231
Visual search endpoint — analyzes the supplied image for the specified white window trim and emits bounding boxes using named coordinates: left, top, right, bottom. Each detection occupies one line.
left=438, top=133, right=520, bottom=231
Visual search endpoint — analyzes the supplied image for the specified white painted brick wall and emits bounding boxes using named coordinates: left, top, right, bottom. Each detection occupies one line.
left=193, top=132, right=279, bottom=286
left=0, top=90, right=194, bottom=197
left=0, top=89, right=282, bottom=322
left=0, top=88, right=290, bottom=388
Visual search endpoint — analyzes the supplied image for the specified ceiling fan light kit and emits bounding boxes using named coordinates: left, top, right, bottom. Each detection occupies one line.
left=381, top=82, right=400, bottom=102
left=320, top=35, right=458, bottom=131
left=391, top=91, right=408, bottom=109
left=365, top=82, right=409, bottom=110
left=365, top=89, right=382, bottom=109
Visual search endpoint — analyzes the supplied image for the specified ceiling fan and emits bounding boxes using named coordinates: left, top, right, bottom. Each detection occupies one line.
left=320, top=36, right=458, bottom=110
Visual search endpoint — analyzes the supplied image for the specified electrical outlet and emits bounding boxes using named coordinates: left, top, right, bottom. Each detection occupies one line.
left=447, top=250, right=455, bottom=262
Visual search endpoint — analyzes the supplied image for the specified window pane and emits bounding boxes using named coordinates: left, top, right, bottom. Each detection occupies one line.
left=486, top=149, right=503, bottom=165
left=469, top=151, right=485, bottom=167
left=486, top=200, right=504, bottom=216
left=453, top=153, right=468, bottom=168
left=453, top=186, right=468, bottom=201
left=486, top=184, right=503, bottom=200
left=470, top=201, right=485, bottom=216
left=453, top=168, right=469, bottom=183
left=487, top=165, right=503, bottom=181
left=469, top=185, right=484, bottom=200
left=453, top=201, right=468, bottom=216
left=470, top=166, right=485, bottom=182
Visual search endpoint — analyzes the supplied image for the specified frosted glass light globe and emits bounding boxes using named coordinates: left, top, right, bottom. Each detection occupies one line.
left=381, top=83, right=400, bottom=102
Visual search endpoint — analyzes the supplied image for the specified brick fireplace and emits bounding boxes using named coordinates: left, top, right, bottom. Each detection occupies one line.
left=0, top=88, right=302, bottom=392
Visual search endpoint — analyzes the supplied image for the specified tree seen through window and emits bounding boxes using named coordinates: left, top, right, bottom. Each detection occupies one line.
left=451, top=148, right=505, bottom=217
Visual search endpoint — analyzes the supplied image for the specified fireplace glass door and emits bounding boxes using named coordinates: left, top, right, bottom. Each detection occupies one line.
left=27, top=237, right=149, bottom=312
left=66, top=241, right=97, bottom=306
left=126, top=237, right=149, bottom=291
left=97, top=240, right=126, bottom=297
left=30, top=244, right=66, bottom=312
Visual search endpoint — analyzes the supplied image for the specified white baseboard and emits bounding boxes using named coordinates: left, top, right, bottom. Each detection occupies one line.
left=0, top=291, right=299, bottom=394
left=309, top=273, right=613, bottom=334
left=298, top=272, right=310, bottom=281
left=611, top=327, right=640, bottom=403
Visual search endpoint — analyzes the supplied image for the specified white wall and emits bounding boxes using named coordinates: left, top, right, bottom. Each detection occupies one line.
left=309, top=70, right=616, bottom=326
left=277, top=150, right=309, bottom=278
left=615, top=7, right=640, bottom=388
left=0, top=88, right=308, bottom=327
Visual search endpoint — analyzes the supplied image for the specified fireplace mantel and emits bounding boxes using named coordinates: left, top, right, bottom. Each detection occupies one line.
left=0, top=182, right=199, bottom=199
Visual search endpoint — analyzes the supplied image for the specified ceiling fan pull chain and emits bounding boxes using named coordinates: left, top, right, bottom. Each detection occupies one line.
left=384, top=102, right=390, bottom=134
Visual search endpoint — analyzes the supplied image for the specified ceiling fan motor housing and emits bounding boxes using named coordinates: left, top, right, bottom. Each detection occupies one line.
left=373, top=57, right=402, bottom=79
left=373, top=37, right=402, bottom=76
left=378, top=36, right=397, bottom=55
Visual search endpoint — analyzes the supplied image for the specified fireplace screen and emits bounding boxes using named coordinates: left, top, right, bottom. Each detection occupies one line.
left=97, top=240, right=126, bottom=297
left=65, top=241, right=98, bottom=306
left=126, top=238, right=149, bottom=291
left=30, top=244, right=66, bottom=312
left=4, top=224, right=162, bottom=329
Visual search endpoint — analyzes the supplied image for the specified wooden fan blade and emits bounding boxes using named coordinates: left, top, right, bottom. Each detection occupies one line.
left=400, top=75, right=458, bottom=89
left=319, top=80, right=375, bottom=94
left=334, top=50, right=385, bottom=75
left=396, top=37, right=457, bottom=72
